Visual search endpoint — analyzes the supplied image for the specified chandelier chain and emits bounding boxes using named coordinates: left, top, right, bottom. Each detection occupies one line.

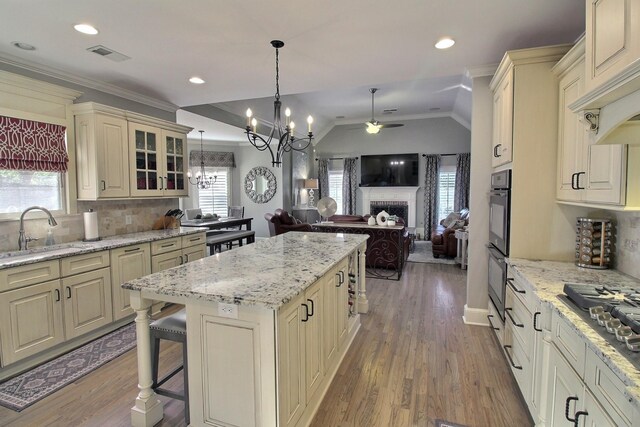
left=275, top=47, right=280, bottom=101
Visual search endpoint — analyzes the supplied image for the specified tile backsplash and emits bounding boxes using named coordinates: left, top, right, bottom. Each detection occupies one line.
left=0, top=199, right=178, bottom=252
left=613, top=211, right=640, bottom=280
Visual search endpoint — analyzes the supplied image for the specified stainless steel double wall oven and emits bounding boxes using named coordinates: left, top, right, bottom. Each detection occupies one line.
left=488, top=170, right=511, bottom=320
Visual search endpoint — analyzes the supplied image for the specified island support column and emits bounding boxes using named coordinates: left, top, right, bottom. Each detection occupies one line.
left=130, top=291, right=164, bottom=427
left=358, top=242, right=368, bottom=313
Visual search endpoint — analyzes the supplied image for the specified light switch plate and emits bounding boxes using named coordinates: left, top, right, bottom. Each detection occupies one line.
left=218, top=303, right=238, bottom=319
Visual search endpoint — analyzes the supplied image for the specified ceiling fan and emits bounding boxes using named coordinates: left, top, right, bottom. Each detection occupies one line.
left=365, top=88, right=404, bottom=134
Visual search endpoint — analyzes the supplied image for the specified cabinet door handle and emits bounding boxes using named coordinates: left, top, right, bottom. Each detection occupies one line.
left=565, top=396, right=579, bottom=422
left=570, top=173, right=577, bottom=190
left=159, top=176, right=164, bottom=190
left=161, top=243, right=174, bottom=248
left=495, top=143, right=502, bottom=157
left=573, top=410, right=588, bottom=427
left=576, top=171, right=586, bottom=190
left=533, top=312, right=542, bottom=332
left=124, top=247, right=141, bottom=253
left=184, top=253, right=189, bottom=263
left=503, top=345, right=522, bottom=370
left=307, top=298, right=314, bottom=317
left=493, top=145, right=498, bottom=157
left=505, top=308, right=524, bottom=328
left=54, top=288, right=61, bottom=302
left=66, top=286, right=71, bottom=299
left=339, top=271, right=344, bottom=284
left=506, top=278, right=526, bottom=294
left=101, top=180, right=106, bottom=191
left=301, top=303, right=309, bottom=322
left=336, top=272, right=341, bottom=287
left=179, top=255, right=184, bottom=265
left=487, top=314, right=500, bottom=331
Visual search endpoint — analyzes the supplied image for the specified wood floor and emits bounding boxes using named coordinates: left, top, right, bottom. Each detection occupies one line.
left=0, top=262, right=530, bottom=427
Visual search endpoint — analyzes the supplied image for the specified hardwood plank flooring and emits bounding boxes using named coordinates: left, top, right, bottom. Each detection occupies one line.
left=0, top=262, right=530, bottom=426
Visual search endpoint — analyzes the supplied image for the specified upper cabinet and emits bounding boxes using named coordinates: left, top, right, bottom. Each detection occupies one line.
left=555, top=39, right=628, bottom=206
left=72, top=103, right=192, bottom=200
left=491, top=66, right=514, bottom=167
left=585, top=0, right=640, bottom=95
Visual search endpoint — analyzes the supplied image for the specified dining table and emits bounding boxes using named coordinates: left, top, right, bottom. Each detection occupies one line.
left=180, top=216, right=253, bottom=231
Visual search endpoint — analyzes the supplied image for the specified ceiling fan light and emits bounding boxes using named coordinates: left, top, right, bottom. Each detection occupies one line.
left=366, top=123, right=381, bottom=134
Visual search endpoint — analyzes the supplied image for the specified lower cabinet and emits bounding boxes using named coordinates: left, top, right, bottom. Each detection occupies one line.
left=110, top=243, right=151, bottom=321
left=277, top=257, right=354, bottom=427
left=0, top=279, right=65, bottom=365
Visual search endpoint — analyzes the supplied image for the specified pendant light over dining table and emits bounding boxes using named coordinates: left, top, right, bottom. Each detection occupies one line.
left=245, top=40, right=314, bottom=167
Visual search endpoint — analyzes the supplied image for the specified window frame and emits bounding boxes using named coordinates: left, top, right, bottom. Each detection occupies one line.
left=437, top=168, right=456, bottom=223
left=328, top=169, right=344, bottom=215
left=195, top=166, right=232, bottom=218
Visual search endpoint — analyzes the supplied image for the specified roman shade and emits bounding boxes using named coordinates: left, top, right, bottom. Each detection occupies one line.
left=189, top=151, right=235, bottom=168
left=0, top=116, right=69, bottom=172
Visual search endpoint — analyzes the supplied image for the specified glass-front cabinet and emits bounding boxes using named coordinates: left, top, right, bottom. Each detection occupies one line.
left=129, top=123, right=188, bottom=197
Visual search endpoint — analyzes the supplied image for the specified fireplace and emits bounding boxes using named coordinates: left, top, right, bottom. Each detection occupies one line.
left=360, top=186, right=419, bottom=228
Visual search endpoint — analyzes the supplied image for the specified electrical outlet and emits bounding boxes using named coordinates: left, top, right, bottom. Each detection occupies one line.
left=125, top=215, right=132, bottom=225
left=624, top=239, right=638, bottom=252
left=218, top=303, right=238, bottom=319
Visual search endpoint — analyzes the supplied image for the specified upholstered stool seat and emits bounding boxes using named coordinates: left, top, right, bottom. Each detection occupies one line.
left=150, top=309, right=189, bottom=425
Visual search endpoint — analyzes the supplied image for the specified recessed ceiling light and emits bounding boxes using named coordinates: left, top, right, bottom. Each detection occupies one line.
left=11, top=41, right=36, bottom=51
left=435, top=38, right=455, bottom=49
left=74, top=24, right=99, bottom=35
left=189, top=77, right=205, bottom=84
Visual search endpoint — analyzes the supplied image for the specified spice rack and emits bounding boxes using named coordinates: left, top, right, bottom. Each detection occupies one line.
left=576, top=217, right=612, bottom=269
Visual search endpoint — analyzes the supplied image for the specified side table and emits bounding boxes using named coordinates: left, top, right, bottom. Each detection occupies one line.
left=292, top=207, right=320, bottom=224
left=454, top=229, right=469, bottom=270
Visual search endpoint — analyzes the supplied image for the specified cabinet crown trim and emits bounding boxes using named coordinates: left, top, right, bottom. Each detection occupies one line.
left=491, top=44, right=573, bottom=90
left=552, top=37, right=586, bottom=77
left=72, top=102, right=192, bottom=133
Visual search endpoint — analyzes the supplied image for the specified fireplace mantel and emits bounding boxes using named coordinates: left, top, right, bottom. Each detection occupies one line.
left=359, top=186, right=420, bottom=228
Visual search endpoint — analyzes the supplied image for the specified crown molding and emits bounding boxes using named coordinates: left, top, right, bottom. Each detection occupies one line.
left=0, top=52, right=179, bottom=113
left=450, top=112, right=471, bottom=130
left=466, top=64, right=498, bottom=79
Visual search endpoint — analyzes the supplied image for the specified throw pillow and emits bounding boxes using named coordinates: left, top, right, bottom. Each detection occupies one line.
left=442, top=212, right=461, bottom=228
left=447, top=219, right=466, bottom=230
left=280, top=211, right=294, bottom=225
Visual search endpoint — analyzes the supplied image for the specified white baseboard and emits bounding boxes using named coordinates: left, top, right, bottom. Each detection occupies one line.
left=463, top=304, right=490, bottom=326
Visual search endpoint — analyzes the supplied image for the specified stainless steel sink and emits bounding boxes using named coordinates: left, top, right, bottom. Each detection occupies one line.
left=0, top=243, right=94, bottom=262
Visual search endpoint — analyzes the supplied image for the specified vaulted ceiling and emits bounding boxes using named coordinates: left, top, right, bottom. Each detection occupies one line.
left=1, top=0, right=585, bottom=141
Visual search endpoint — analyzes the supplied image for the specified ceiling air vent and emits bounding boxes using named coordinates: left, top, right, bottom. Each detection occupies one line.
left=382, top=108, right=397, bottom=114
left=86, top=45, right=131, bottom=62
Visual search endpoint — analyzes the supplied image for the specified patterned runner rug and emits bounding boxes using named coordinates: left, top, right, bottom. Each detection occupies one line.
left=0, top=322, right=136, bottom=412
left=407, top=241, right=457, bottom=265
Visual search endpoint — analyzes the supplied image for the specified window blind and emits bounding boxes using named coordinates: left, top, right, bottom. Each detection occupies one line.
left=0, top=116, right=68, bottom=172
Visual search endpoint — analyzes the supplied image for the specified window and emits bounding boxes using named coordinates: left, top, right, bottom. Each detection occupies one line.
left=328, top=170, right=344, bottom=214
left=197, top=167, right=231, bottom=217
left=438, top=171, right=456, bottom=222
left=0, top=170, right=65, bottom=215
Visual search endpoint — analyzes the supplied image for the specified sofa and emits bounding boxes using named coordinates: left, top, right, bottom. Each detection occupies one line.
left=431, top=208, right=469, bottom=258
left=317, top=214, right=410, bottom=274
left=264, top=209, right=313, bottom=236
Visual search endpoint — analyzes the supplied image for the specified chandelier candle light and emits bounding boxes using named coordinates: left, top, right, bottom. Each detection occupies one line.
left=188, top=130, right=217, bottom=189
left=245, top=40, right=314, bottom=167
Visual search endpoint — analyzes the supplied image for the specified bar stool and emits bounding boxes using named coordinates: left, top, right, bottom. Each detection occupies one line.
left=150, top=309, right=189, bottom=425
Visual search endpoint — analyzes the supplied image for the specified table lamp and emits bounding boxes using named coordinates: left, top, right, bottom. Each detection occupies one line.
left=304, top=179, right=319, bottom=207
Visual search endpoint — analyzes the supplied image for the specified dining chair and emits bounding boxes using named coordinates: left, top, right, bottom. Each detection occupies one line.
left=184, top=208, right=202, bottom=220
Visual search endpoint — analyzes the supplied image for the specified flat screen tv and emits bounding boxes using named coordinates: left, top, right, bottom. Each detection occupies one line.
left=360, top=153, right=419, bottom=187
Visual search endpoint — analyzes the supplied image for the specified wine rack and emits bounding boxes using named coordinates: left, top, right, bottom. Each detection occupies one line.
left=576, top=217, right=612, bottom=269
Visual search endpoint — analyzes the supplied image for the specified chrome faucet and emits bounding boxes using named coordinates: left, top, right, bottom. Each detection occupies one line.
left=18, top=206, right=58, bottom=251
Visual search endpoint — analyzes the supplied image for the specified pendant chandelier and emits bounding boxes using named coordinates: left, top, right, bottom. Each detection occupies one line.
left=187, top=130, right=217, bottom=189
left=245, top=40, right=313, bottom=167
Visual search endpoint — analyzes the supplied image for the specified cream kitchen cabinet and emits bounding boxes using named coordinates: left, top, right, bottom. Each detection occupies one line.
left=335, top=258, right=349, bottom=350
left=491, top=66, right=514, bottom=167
left=72, top=102, right=192, bottom=200
left=304, top=278, right=324, bottom=404
left=110, top=243, right=151, bottom=321
left=555, top=39, right=628, bottom=205
left=585, top=0, right=640, bottom=94
left=150, top=234, right=206, bottom=273
left=129, top=123, right=188, bottom=198
left=73, top=104, right=130, bottom=200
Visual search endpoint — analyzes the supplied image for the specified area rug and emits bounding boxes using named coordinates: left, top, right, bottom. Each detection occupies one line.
left=0, top=322, right=136, bottom=411
left=435, top=420, right=469, bottom=427
left=407, top=241, right=457, bottom=265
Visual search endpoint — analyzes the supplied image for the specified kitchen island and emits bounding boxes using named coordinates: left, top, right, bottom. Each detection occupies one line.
left=122, top=232, right=368, bottom=427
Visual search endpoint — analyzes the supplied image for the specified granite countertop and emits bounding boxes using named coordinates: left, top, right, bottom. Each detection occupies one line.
left=122, top=232, right=368, bottom=309
left=506, top=258, right=640, bottom=409
left=0, top=227, right=208, bottom=270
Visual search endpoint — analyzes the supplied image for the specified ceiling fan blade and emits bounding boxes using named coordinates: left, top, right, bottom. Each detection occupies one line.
left=379, top=123, right=404, bottom=129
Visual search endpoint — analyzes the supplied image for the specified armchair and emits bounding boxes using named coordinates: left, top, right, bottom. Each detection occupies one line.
left=264, top=209, right=313, bottom=236
left=431, top=208, right=469, bottom=258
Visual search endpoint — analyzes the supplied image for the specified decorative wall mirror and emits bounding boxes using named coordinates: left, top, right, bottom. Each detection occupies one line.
left=244, top=166, right=277, bottom=203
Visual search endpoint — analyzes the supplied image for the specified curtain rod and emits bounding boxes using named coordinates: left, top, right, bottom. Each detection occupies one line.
left=315, top=156, right=359, bottom=161
left=421, top=153, right=467, bottom=157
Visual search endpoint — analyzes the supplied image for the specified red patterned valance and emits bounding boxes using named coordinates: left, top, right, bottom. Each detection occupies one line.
left=0, top=116, right=68, bottom=172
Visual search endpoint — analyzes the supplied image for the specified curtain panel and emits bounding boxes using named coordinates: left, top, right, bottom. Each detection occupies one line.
left=0, top=116, right=68, bottom=172
left=317, top=158, right=330, bottom=200
left=189, top=150, right=235, bottom=168
left=454, top=153, right=471, bottom=212
left=423, top=154, right=441, bottom=240
left=342, top=157, right=358, bottom=215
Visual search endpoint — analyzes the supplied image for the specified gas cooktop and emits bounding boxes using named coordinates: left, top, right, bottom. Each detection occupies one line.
left=560, top=283, right=640, bottom=370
